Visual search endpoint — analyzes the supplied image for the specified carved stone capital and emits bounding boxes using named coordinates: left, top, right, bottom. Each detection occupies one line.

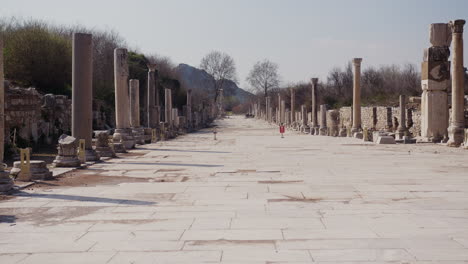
left=147, top=63, right=157, bottom=72
left=450, top=19, right=465, bottom=34
left=352, top=58, right=362, bottom=66
left=311, top=78, right=318, bottom=86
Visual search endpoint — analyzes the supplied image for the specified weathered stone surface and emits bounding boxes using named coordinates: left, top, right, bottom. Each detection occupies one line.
left=376, top=135, right=396, bottom=144
left=11, top=160, right=52, bottom=181
left=94, top=130, right=116, bottom=158
left=429, top=23, right=452, bottom=47
left=53, top=134, right=81, bottom=167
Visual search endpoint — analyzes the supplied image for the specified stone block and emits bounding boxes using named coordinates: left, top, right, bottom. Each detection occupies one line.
left=421, top=61, right=451, bottom=82
left=376, top=136, right=396, bottom=144
left=429, top=23, right=452, bottom=47
left=11, top=160, right=53, bottom=181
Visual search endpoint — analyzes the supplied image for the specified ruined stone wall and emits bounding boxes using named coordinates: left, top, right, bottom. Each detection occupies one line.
left=339, top=107, right=352, bottom=128
left=4, top=86, right=113, bottom=146
left=361, top=107, right=375, bottom=129
left=375, top=107, right=392, bottom=131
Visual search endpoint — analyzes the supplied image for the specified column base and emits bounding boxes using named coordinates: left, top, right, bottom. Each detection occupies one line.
left=447, top=126, right=465, bottom=147
left=113, top=143, right=127, bottom=153
left=11, top=160, right=53, bottom=181
left=0, top=169, right=14, bottom=192
left=338, top=128, right=347, bottom=137
left=319, top=127, right=328, bottom=136
left=85, top=148, right=100, bottom=162
left=53, top=155, right=81, bottom=168
left=95, top=146, right=117, bottom=157
left=132, top=127, right=145, bottom=145
left=114, top=128, right=135, bottom=149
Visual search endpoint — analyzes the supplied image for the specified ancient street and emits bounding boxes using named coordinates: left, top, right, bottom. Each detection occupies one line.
left=1, top=115, right=468, bottom=263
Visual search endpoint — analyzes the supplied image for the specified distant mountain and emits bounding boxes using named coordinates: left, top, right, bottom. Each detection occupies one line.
left=175, top=63, right=253, bottom=104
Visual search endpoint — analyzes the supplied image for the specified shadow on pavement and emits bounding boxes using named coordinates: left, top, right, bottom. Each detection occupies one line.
left=120, top=162, right=224, bottom=168
left=14, top=192, right=154, bottom=206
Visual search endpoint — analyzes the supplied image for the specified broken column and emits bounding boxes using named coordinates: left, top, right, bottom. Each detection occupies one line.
left=113, top=48, right=135, bottom=149
left=421, top=23, right=452, bottom=142
left=0, top=38, right=13, bottom=192
left=301, top=105, right=308, bottom=132
left=71, top=33, right=99, bottom=161
left=130, top=79, right=145, bottom=145
left=164, top=88, right=172, bottom=137
left=53, top=135, right=81, bottom=167
left=319, top=104, right=328, bottom=135
left=448, top=19, right=466, bottom=147
left=396, top=95, right=408, bottom=140
left=351, top=58, right=363, bottom=136
left=94, top=131, right=116, bottom=157
left=311, top=78, right=319, bottom=135
left=147, top=64, right=159, bottom=128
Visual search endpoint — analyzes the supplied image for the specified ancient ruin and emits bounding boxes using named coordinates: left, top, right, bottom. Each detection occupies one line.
left=71, top=33, right=100, bottom=161
left=421, top=23, right=452, bottom=142
left=447, top=19, right=466, bottom=147
left=351, top=58, right=363, bottom=137
left=113, top=48, right=135, bottom=150
left=53, top=134, right=81, bottom=167
left=0, top=38, right=13, bottom=192
left=130, top=79, right=145, bottom=145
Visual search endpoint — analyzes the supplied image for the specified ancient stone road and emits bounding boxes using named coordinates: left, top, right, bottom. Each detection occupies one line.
left=1, top=115, right=468, bottom=263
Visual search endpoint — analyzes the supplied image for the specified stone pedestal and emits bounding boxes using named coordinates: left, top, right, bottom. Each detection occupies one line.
left=71, top=33, right=99, bottom=162
left=114, top=128, right=134, bottom=150
left=53, top=134, right=81, bottom=167
left=0, top=169, right=13, bottom=192
left=351, top=58, right=362, bottom=135
left=421, top=23, right=452, bottom=142
left=11, top=161, right=52, bottom=181
left=447, top=19, right=466, bottom=147
left=113, top=48, right=135, bottom=149
left=94, top=130, right=116, bottom=157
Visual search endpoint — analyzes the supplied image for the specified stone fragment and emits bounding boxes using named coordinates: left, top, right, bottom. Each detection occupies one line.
left=377, top=135, right=396, bottom=144
left=53, top=134, right=81, bottom=167
left=94, top=130, right=116, bottom=157
left=429, top=23, right=452, bottom=47
left=11, top=160, right=52, bottom=181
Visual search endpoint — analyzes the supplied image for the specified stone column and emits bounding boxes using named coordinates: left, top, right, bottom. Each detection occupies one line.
left=265, top=96, right=269, bottom=121
left=280, top=100, right=286, bottom=124
left=165, top=88, right=172, bottom=133
left=187, top=89, right=192, bottom=130
left=290, top=88, right=296, bottom=124
left=0, top=38, right=13, bottom=192
left=448, top=19, right=466, bottom=147
left=147, top=63, right=158, bottom=128
left=421, top=23, right=452, bottom=142
left=396, top=95, right=408, bottom=140
left=113, top=48, right=135, bottom=149
left=130, top=79, right=144, bottom=144
left=311, top=78, right=319, bottom=135
left=301, top=105, right=307, bottom=130
left=319, top=104, right=328, bottom=135
left=351, top=58, right=363, bottom=135
left=71, top=33, right=99, bottom=161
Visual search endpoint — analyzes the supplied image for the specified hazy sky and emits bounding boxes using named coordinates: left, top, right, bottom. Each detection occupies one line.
left=1, top=0, right=467, bottom=89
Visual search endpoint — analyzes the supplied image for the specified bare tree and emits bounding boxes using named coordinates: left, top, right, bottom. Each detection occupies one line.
left=246, top=59, right=280, bottom=98
left=199, top=51, right=237, bottom=101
